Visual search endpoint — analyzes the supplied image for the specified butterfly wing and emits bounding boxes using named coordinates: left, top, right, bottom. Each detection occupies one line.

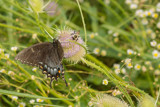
left=15, top=40, right=64, bottom=67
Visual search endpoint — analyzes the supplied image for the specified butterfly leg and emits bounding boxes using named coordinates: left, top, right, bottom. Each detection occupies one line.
left=50, top=76, right=54, bottom=88
left=61, top=65, right=68, bottom=87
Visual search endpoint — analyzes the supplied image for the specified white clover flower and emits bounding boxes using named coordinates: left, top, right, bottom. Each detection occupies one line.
left=101, top=50, right=107, bottom=56
left=157, top=22, right=160, bottom=29
left=30, top=99, right=35, bottom=103
left=125, top=0, right=132, bottom=5
left=126, top=63, right=133, bottom=69
left=0, top=48, right=4, bottom=54
left=32, top=68, right=37, bottom=72
left=11, top=47, right=18, bottom=51
left=127, top=49, right=134, bottom=55
left=11, top=96, right=18, bottom=101
left=121, top=68, right=126, bottom=74
left=93, top=48, right=100, bottom=54
left=150, top=40, right=157, bottom=47
left=157, top=44, right=160, bottom=50
left=152, top=50, right=160, bottom=59
left=141, top=19, right=148, bottom=25
left=102, top=79, right=108, bottom=85
left=113, top=64, right=120, bottom=69
left=156, top=3, right=160, bottom=12
left=32, top=33, right=37, bottom=39
left=88, top=101, right=93, bottom=107
left=134, top=64, right=141, bottom=70
left=113, top=32, right=119, bottom=37
left=108, top=30, right=113, bottom=34
left=130, top=4, right=138, bottom=9
left=36, top=98, right=44, bottom=102
left=115, top=69, right=120, bottom=74
left=152, top=13, right=158, bottom=19
left=0, top=69, right=6, bottom=73
left=151, top=33, right=156, bottom=39
left=18, top=102, right=26, bottom=107
left=4, top=54, right=9, bottom=58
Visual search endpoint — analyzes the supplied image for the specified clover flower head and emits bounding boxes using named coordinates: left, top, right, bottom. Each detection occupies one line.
left=56, top=27, right=86, bottom=63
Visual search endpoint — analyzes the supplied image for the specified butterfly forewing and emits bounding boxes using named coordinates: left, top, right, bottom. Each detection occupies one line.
left=15, top=40, right=64, bottom=68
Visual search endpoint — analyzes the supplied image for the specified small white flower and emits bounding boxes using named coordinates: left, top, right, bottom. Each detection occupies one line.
left=115, top=69, right=120, bottom=74
left=126, top=63, right=133, bottom=69
left=150, top=40, right=157, bottom=47
left=89, top=33, right=97, bottom=39
left=88, top=101, right=93, bottom=107
left=11, top=47, right=18, bottom=51
left=32, top=33, right=37, bottom=39
left=134, top=64, right=141, bottom=70
left=112, top=89, right=121, bottom=96
left=125, top=0, right=132, bottom=5
left=36, top=98, right=44, bottom=102
left=157, top=44, right=160, bottom=50
left=127, top=49, right=134, bottom=55
left=113, top=32, right=119, bottom=37
left=11, top=96, right=18, bottom=101
left=30, top=99, right=35, bottom=104
left=157, top=22, right=160, bottom=29
left=142, top=19, right=148, bottom=25
left=69, top=78, right=72, bottom=81
left=33, top=105, right=39, bottom=107
left=32, top=68, right=37, bottom=72
left=31, top=75, right=35, bottom=80
left=121, top=68, right=126, bottom=74
left=0, top=48, right=4, bottom=53
left=8, top=71, right=14, bottom=75
left=155, top=70, right=160, bottom=75
left=130, top=4, right=138, bottom=9
left=152, top=50, right=160, bottom=59
left=145, top=61, right=151, bottom=65
left=108, top=30, right=113, bottom=34
left=101, top=50, right=107, bottom=56
left=142, top=66, right=147, bottom=72
left=135, top=9, right=143, bottom=17
left=18, top=102, right=26, bottom=107
left=146, top=29, right=152, bottom=34
left=151, top=33, right=156, bottom=39
left=102, top=79, right=108, bottom=85
left=4, top=54, right=9, bottom=58
left=152, top=13, right=159, bottom=19
left=125, top=58, right=131, bottom=64
left=156, top=3, right=160, bottom=12
left=0, top=69, right=6, bottom=73
left=113, top=64, right=120, bottom=69
left=93, top=48, right=100, bottom=54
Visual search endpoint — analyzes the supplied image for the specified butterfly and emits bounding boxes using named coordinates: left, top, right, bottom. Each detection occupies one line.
left=15, top=39, right=68, bottom=88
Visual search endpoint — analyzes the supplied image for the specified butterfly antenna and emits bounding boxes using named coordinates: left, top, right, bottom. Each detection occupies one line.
left=61, top=66, right=68, bottom=87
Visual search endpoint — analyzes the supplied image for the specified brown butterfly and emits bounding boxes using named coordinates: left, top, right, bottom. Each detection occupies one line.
left=15, top=39, right=68, bottom=88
